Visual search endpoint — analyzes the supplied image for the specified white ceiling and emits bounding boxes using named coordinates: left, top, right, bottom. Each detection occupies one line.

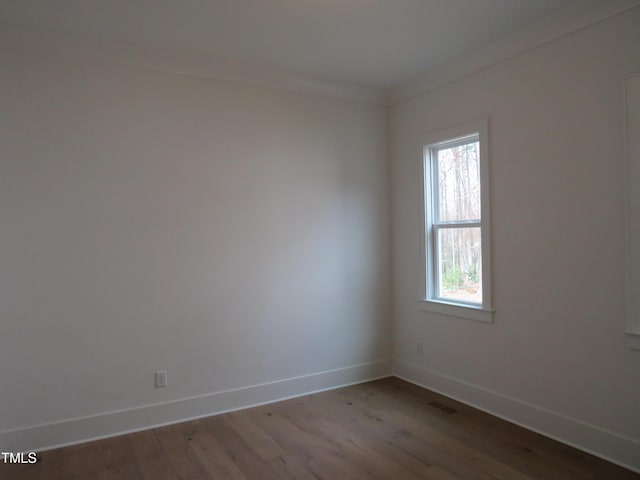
left=0, top=0, right=583, bottom=87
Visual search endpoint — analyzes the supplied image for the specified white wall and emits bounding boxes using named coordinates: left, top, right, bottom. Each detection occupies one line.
left=0, top=47, right=390, bottom=448
left=390, top=7, right=640, bottom=470
left=3, top=5, right=640, bottom=470
left=625, top=73, right=640, bottom=344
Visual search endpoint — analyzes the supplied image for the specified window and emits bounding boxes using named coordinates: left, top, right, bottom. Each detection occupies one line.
left=419, top=119, right=493, bottom=322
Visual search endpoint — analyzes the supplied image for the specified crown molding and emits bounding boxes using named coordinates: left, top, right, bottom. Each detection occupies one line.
left=0, top=23, right=387, bottom=105
left=3, top=0, right=637, bottom=107
left=389, top=0, right=640, bottom=106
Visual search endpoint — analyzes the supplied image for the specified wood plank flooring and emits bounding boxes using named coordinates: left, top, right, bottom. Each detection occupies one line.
left=2, top=377, right=638, bottom=480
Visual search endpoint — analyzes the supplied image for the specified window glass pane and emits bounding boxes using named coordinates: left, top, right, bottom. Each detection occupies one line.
left=436, top=140, right=480, bottom=222
left=437, top=227, right=482, bottom=304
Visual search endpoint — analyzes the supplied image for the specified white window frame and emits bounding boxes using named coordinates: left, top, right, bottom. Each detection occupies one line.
left=419, top=119, right=493, bottom=323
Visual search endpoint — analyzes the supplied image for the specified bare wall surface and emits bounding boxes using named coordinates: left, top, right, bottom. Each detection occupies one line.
left=390, top=6, right=640, bottom=467
left=3, top=4, right=640, bottom=469
left=0, top=49, right=390, bottom=440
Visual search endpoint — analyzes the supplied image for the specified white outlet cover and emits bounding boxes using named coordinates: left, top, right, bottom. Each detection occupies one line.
left=155, top=371, right=167, bottom=388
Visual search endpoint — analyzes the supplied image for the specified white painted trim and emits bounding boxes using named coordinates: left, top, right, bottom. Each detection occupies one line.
left=4, top=1, right=638, bottom=106
left=624, top=72, right=640, bottom=348
left=419, top=119, right=493, bottom=321
left=625, top=331, right=640, bottom=351
left=389, top=0, right=640, bottom=105
left=0, top=359, right=392, bottom=453
left=0, top=23, right=386, bottom=105
left=419, top=300, right=494, bottom=323
left=393, top=359, right=640, bottom=473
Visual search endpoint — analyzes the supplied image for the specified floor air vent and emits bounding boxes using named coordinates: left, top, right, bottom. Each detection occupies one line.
left=428, top=401, right=458, bottom=414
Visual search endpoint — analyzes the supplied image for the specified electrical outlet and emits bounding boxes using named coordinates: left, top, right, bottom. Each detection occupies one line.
left=416, top=342, right=424, bottom=355
left=155, top=370, right=167, bottom=388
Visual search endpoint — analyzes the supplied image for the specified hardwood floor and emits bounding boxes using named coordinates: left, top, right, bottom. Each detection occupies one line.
left=2, top=377, right=638, bottom=480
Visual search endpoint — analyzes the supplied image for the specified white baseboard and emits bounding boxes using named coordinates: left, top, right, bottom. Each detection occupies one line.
left=0, top=359, right=392, bottom=453
left=7, top=358, right=637, bottom=473
left=393, top=359, right=640, bottom=473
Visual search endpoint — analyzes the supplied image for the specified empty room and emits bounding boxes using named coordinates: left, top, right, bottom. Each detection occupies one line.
left=1, top=0, right=640, bottom=478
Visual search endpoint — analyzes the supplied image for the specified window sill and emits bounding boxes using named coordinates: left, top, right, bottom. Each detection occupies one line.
left=625, top=331, right=640, bottom=351
left=419, top=299, right=494, bottom=323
